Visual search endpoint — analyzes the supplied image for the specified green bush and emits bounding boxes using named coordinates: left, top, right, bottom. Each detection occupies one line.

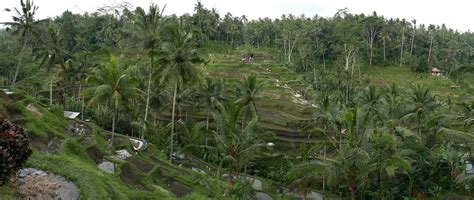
left=229, top=179, right=255, bottom=199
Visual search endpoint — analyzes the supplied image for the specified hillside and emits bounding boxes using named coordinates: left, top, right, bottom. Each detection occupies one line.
left=2, top=40, right=474, bottom=199
left=0, top=91, right=232, bottom=199
left=1, top=1, right=473, bottom=199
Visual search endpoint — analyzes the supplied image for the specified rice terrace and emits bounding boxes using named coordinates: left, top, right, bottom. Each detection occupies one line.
left=0, top=0, right=474, bottom=199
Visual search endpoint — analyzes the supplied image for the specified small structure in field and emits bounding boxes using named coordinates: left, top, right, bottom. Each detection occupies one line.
left=450, top=85, right=461, bottom=89
left=1, top=88, right=14, bottom=95
left=64, top=111, right=80, bottom=119
left=431, top=68, right=443, bottom=77
left=240, top=54, right=254, bottom=63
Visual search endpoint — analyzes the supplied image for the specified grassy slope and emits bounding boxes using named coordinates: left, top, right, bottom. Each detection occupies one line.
left=363, top=66, right=474, bottom=101
left=0, top=93, right=229, bottom=199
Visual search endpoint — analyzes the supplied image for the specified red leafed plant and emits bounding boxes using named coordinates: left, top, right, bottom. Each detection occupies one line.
left=0, top=118, right=32, bottom=185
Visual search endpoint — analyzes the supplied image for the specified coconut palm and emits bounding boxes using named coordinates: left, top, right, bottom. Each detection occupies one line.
left=199, top=77, right=226, bottom=131
left=65, top=51, right=91, bottom=95
left=287, top=176, right=318, bottom=200
left=175, top=87, right=199, bottom=121
left=159, top=19, right=201, bottom=160
left=290, top=108, right=378, bottom=200
left=235, top=73, right=266, bottom=121
left=133, top=4, right=165, bottom=131
left=179, top=120, right=206, bottom=157
left=212, top=101, right=270, bottom=176
left=402, top=84, right=437, bottom=135
left=84, top=56, right=143, bottom=146
left=379, top=83, right=403, bottom=133
left=305, top=93, right=341, bottom=142
left=34, top=27, right=71, bottom=105
left=289, top=145, right=371, bottom=200
left=2, top=0, right=43, bottom=86
left=359, top=85, right=382, bottom=120
left=455, top=102, right=474, bottom=129
left=368, top=131, right=412, bottom=198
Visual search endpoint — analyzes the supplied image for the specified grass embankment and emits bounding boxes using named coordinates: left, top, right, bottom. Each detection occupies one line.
left=0, top=93, right=229, bottom=199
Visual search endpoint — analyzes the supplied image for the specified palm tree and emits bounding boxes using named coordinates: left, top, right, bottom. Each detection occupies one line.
left=235, top=73, right=266, bottom=122
left=289, top=146, right=371, bottom=200
left=309, top=93, right=341, bottom=143
left=133, top=4, right=165, bottom=134
left=199, top=78, right=226, bottom=131
left=2, top=0, right=42, bottom=86
left=159, top=19, right=201, bottom=160
left=212, top=101, right=270, bottom=177
left=34, top=27, right=71, bottom=105
left=455, top=102, right=474, bottom=129
left=84, top=56, right=143, bottom=146
left=358, top=85, right=382, bottom=121
left=179, top=120, right=206, bottom=157
left=368, top=131, right=411, bottom=198
left=380, top=83, right=403, bottom=133
left=65, top=52, right=92, bottom=120
left=290, top=108, right=377, bottom=200
left=287, top=176, right=317, bottom=200
left=402, top=84, right=437, bottom=135
left=66, top=51, right=91, bottom=95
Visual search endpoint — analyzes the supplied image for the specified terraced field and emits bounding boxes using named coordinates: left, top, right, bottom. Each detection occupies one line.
left=201, top=48, right=324, bottom=157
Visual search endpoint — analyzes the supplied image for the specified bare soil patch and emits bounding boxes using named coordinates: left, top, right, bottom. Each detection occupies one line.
left=79, top=137, right=92, bottom=147
left=126, top=157, right=154, bottom=173
left=163, top=176, right=192, bottom=198
left=86, top=146, right=104, bottom=164
left=104, top=134, right=128, bottom=147
left=120, top=163, right=145, bottom=190
left=6, top=103, right=22, bottom=117
left=29, top=133, right=63, bottom=154
left=0, top=90, right=13, bottom=103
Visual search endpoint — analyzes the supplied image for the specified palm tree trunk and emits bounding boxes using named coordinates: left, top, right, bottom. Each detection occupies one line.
left=323, top=145, right=326, bottom=192
left=143, top=57, right=153, bottom=140
left=206, top=107, right=210, bottom=147
left=400, top=27, right=405, bottom=67
left=428, top=36, right=433, bottom=64
left=410, top=32, right=415, bottom=57
left=12, top=39, right=28, bottom=86
left=78, top=82, right=82, bottom=102
left=382, top=37, right=386, bottom=61
left=349, top=179, right=356, bottom=200
left=322, top=47, right=326, bottom=70
left=206, top=107, right=210, bottom=131
left=251, top=100, right=259, bottom=117
left=110, top=113, right=116, bottom=147
left=170, top=82, right=178, bottom=161
left=50, top=76, right=53, bottom=106
left=81, top=95, right=84, bottom=121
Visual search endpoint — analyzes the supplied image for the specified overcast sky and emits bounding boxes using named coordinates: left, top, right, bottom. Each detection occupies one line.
left=1, top=0, right=473, bottom=32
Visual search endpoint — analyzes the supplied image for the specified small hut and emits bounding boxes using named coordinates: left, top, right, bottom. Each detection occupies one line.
left=431, top=68, right=442, bottom=76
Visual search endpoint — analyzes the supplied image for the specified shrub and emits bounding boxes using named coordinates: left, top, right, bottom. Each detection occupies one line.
left=0, top=118, right=32, bottom=185
left=229, top=179, right=255, bottom=199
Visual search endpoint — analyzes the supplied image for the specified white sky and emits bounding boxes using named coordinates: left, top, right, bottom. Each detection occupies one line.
left=1, top=0, right=473, bottom=32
